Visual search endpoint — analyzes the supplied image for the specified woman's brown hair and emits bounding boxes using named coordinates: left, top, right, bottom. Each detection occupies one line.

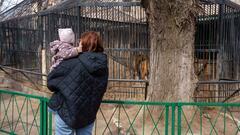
left=80, top=31, right=104, bottom=52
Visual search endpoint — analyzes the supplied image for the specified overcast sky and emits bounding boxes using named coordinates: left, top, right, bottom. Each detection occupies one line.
left=0, top=0, right=23, bottom=13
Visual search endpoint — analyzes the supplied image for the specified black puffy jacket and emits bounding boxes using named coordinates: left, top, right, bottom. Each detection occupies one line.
left=47, top=52, right=108, bottom=129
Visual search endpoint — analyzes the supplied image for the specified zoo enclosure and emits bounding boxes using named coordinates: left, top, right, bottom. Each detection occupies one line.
left=1, top=0, right=240, bottom=101
left=194, top=0, right=240, bottom=102
left=0, top=1, right=149, bottom=100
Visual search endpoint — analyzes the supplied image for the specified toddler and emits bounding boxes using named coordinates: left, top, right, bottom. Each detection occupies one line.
left=49, top=28, right=81, bottom=72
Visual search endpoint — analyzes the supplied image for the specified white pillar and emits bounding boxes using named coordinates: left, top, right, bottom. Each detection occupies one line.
left=41, top=49, right=47, bottom=86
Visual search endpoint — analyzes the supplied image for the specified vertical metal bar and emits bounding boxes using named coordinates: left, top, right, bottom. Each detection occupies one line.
left=2, top=24, right=5, bottom=65
left=106, top=5, right=109, bottom=49
left=95, top=5, right=97, bottom=32
left=89, top=6, right=91, bottom=30
left=145, top=82, right=148, bottom=100
left=118, top=105, right=121, bottom=135
left=230, top=6, right=235, bottom=79
left=177, top=106, right=182, bottom=135
left=44, top=100, right=48, bottom=135
left=217, top=1, right=225, bottom=80
left=200, top=107, right=202, bottom=135
left=0, top=94, right=1, bottom=125
left=0, top=24, right=2, bottom=60
left=128, top=5, right=132, bottom=79
left=117, top=5, right=120, bottom=79
left=237, top=11, right=240, bottom=80
left=84, top=6, right=87, bottom=31
left=224, top=107, right=226, bottom=135
left=12, top=95, right=14, bottom=133
left=122, top=5, right=125, bottom=79
left=6, top=23, right=10, bottom=66
left=142, top=105, right=145, bottom=134
left=209, top=4, right=212, bottom=81
left=111, top=5, right=115, bottom=79
left=171, top=105, right=175, bottom=135
left=48, top=112, right=52, bottom=135
left=165, top=106, right=169, bottom=135
left=214, top=3, right=218, bottom=100
left=26, top=98, right=28, bottom=135
left=40, top=99, right=43, bottom=135
left=76, top=6, right=82, bottom=38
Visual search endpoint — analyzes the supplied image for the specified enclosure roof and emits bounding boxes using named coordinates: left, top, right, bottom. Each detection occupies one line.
left=0, top=0, right=128, bottom=22
left=1, top=0, right=240, bottom=23
left=0, top=0, right=98, bottom=22
left=39, top=0, right=140, bottom=15
left=0, top=0, right=46, bottom=21
left=39, top=0, right=144, bottom=23
left=40, top=0, right=86, bottom=14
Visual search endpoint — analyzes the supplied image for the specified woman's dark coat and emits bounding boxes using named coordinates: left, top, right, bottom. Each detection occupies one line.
left=47, top=52, right=108, bottom=129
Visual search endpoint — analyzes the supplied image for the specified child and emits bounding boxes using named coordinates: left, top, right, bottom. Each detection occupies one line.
left=49, top=28, right=81, bottom=72
left=48, top=28, right=81, bottom=113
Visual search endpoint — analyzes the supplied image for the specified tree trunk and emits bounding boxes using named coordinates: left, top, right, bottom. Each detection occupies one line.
left=142, top=0, right=198, bottom=102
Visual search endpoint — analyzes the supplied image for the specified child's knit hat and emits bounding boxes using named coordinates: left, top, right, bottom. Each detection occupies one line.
left=58, top=28, right=75, bottom=44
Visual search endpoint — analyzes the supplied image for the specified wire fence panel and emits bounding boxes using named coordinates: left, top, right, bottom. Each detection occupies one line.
left=3, top=3, right=148, bottom=81
left=1, top=2, right=150, bottom=100
left=195, top=0, right=240, bottom=81
left=194, top=80, right=240, bottom=102
left=42, top=2, right=150, bottom=81
left=0, top=89, right=51, bottom=135
left=2, top=90, right=240, bottom=135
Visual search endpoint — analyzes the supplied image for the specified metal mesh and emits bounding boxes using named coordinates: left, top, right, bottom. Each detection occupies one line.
left=1, top=0, right=240, bottom=101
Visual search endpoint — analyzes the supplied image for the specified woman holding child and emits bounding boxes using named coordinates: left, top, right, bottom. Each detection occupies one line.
left=47, top=29, right=108, bottom=135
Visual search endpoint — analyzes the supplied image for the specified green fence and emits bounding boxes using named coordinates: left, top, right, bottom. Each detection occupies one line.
left=98, top=101, right=240, bottom=135
left=1, top=89, right=240, bottom=135
left=0, top=89, right=51, bottom=135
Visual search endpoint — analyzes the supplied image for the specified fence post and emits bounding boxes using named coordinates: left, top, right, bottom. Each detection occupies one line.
left=40, top=99, right=43, bottom=135
left=41, top=49, right=47, bottom=86
left=177, top=105, right=182, bottom=135
left=49, top=112, right=52, bottom=135
left=171, top=104, right=176, bottom=135
left=217, top=0, right=225, bottom=80
left=165, top=106, right=169, bottom=135
left=40, top=98, right=48, bottom=135
left=41, top=15, right=47, bottom=86
left=77, top=6, right=81, bottom=39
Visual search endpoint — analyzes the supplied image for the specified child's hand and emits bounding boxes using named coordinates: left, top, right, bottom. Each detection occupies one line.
left=77, top=46, right=82, bottom=53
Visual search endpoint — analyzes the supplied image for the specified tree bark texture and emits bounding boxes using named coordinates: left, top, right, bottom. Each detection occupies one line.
left=142, top=0, right=199, bottom=102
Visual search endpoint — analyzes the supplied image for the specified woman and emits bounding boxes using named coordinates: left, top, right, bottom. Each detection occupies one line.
left=47, top=31, right=108, bottom=135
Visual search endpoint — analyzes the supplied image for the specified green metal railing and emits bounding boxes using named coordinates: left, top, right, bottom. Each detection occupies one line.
left=0, top=89, right=51, bottom=135
left=98, top=101, right=240, bottom=135
left=1, top=89, right=240, bottom=135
